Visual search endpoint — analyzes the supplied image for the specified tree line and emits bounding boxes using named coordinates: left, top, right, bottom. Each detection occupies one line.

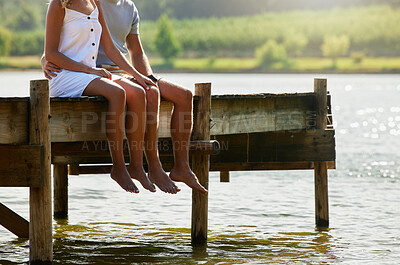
left=0, top=1, right=399, bottom=61
left=134, top=0, right=400, bottom=20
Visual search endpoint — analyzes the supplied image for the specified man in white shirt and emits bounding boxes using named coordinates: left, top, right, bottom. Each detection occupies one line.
left=42, top=0, right=207, bottom=194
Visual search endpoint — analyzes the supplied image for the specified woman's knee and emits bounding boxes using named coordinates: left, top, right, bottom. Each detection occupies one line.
left=84, top=78, right=126, bottom=102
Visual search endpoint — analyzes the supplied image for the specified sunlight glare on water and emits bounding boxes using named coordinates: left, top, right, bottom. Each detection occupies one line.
left=0, top=72, right=399, bottom=264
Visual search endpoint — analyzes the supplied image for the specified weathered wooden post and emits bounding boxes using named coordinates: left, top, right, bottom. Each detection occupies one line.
left=220, top=171, right=230, bottom=182
left=191, top=83, right=211, bottom=244
left=53, top=164, right=68, bottom=219
left=314, top=78, right=329, bottom=228
left=29, top=79, right=53, bottom=264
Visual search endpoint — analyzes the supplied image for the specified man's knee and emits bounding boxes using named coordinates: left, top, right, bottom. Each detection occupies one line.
left=179, top=89, right=193, bottom=110
left=146, top=86, right=160, bottom=106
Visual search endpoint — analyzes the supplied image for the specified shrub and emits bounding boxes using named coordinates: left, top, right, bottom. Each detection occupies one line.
left=321, top=35, right=350, bottom=67
left=0, top=26, right=12, bottom=56
left=5, top=6, right=41, bottom=31
left=351, top=52, right=365, bottom=64
left=282, top=31, right=309, bottom=57
left=10, top=31, right=44, bottom=56
left=154, top=14, right=182, bottom=62
left=256, top=40, right=288, bottom=68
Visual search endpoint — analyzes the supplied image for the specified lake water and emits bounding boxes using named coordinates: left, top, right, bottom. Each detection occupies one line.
left=0, top=72, right=399, bottom=264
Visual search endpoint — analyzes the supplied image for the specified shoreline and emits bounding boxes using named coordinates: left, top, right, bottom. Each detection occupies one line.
left=1, top=56, right=400, bottom=74
left=0, top=67, right=399, bottom=75
left=2, top=68, right=398, bottom=75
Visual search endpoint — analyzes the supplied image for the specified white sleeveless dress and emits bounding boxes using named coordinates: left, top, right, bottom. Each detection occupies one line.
left=49, top=3, right=105, bottom=97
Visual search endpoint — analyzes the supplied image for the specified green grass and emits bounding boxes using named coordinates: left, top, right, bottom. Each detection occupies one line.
left=151, top=57, right=400, bottom=73
left=1, top=56, right=400, bottom=73
left=0, top=56, right=42, bottom=70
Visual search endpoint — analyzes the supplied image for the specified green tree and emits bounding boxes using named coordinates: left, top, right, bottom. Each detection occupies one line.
left=0, top=26, right=12, bottom=56
left=321, top=35, right=350, bottom=68
left=154, top=14, right=182, bottom=62
left=283, top=31, right=308, bottom=57
left=256, top=40, right=288, bottom=69
left=10, top=31, right=44, bottom=56
left=6, top=6, right=40, bottom=31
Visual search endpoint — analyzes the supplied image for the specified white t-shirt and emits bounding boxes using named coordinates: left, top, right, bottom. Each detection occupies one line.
left=97, top=0, right=139, bottom=66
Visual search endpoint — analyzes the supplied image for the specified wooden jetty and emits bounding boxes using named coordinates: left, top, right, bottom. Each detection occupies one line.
left=0, top=78, right=335, bottom=264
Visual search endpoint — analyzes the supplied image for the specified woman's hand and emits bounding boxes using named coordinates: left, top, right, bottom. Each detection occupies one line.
left=89, top=67, right=112, bottom=79
left=134, top=74, right=157, bottom=90
left=41, top=56, right=62, bottom=80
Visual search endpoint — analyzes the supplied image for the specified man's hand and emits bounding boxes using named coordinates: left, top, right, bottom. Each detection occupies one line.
left=41, top=56, right=62, bottom=80
left=135, top=74, right=157, bottom=90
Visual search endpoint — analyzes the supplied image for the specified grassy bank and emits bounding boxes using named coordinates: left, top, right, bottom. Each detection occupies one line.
left=151, top=57, right=400, bottom=73
left=0, top=56, right=42, bottom=70
left=2, top=56, right=400, bottom=73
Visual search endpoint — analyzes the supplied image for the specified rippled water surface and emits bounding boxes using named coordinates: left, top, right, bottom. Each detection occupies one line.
left=0, top=72, right=399, bottom=264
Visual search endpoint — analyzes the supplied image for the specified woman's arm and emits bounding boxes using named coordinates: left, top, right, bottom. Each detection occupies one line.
left=45, top=0, right=110, bottom=78
left=95, top=0, right=155, bottom=89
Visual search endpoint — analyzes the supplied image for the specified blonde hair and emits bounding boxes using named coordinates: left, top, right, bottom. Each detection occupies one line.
left=60, top=0, right=72, bottom=8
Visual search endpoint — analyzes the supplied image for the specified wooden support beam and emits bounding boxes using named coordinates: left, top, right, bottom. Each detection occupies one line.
left=0, top=144, right=44, bottom=187
left=68, top=164, right=80, bottom=175
left=0, top=202, right=29, bottom=238
left=211, top=161, right=336, bottom=172
left=191, top=83, right=211, bottom=245
left=220, top=171, right=230, bottom=182
left=51, top=140, right=219, bottom=164
left=64, top=161, right=336, bottom=177
left=29, top=79, right=53, bottom=263
left=54, top=164, right=68, bottom=219
left=314, top=78, right=329, bottom=228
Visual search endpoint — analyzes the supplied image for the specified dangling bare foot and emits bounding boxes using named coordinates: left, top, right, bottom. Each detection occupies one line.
left=111, top=166, right=139, bottom=193
left=169, top=165, right=208, bottom=194
left=148, top=166, right=181, bottom=194
left=127, top=165, right=156, bottom=192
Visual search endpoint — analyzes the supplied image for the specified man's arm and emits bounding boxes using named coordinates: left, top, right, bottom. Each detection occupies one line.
left=126, top=34, right=153, bottom=76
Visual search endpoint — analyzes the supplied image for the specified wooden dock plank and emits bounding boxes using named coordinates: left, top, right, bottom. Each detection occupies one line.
left=0, top=144, right=44, bottom=187
left=0, top=99, right=29, bottom=144
left=0, top=93, right=320, bottom=144
left=248, top=130, right=335, bottom=162
left=213, top=130, right=335, bottom=164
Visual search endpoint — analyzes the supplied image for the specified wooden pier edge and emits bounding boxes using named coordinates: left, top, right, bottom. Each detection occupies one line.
left=191, top=83, right=211, bottom=244
left=314, top=78, right=329, bottom=228
left=29, top=79, right=53, bottom=264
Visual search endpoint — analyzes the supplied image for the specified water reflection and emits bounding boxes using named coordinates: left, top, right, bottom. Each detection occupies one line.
left=1, top=74, right=399, bottom=264
left=51, top=222, right=339, bottom=264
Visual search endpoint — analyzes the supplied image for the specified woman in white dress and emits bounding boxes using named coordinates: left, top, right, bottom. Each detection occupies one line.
left=45, top=0, right=157, bottom=193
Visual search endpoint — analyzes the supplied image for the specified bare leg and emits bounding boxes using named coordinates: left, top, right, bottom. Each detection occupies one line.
left=143, top=85, right=180, bottom=194
left=114, top=78, right=156, bottom=192
left=83, top=78, right=138, bottom=193
left=158, top=79, right=208, bottom=194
